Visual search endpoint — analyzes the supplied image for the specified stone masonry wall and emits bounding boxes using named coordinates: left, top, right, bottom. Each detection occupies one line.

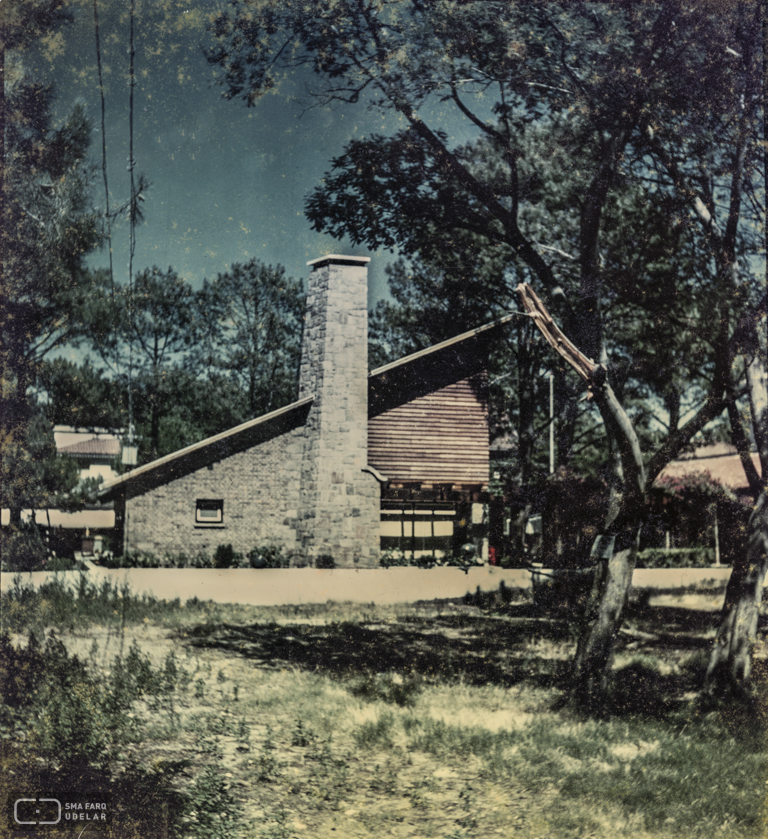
left=124, top=427, right=305, bottom=559
left=297, top=257, right=380, bottom=567
left=122, top=254, right=380, bottom=567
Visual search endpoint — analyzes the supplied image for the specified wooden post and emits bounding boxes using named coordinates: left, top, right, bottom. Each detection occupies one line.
left=714, top=504, right=721, bottom=566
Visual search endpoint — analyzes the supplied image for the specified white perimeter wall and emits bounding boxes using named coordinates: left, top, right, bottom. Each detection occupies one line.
left=0, top=567, right=732, bottom=607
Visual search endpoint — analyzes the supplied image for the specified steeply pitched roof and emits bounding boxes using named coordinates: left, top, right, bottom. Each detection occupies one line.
left=369, top=314, right=516, bottom=417
left=99, top=397, right=313, bottom=500
left=99, top=314, right=517, bottom=500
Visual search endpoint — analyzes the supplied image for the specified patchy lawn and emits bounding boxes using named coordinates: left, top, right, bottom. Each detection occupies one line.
left=1, top=579, right=766, bottom=838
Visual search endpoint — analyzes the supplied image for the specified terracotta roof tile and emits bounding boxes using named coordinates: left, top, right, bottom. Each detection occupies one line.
left=59, top=437, right=121, bottom=457
left=657, top=452, right=761, bottom=492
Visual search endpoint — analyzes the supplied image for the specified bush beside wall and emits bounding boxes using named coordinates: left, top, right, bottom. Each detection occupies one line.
left=636, top=547, right=717, bottom=568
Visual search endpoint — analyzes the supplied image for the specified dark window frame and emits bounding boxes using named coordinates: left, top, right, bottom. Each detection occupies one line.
left=195, top=498, right=224, bottom=527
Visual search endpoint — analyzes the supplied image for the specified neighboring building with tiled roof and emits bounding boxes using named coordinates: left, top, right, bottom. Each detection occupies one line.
left=656, top=444, right=761, bottom=502
left=54, top=426, right=122, bottom=483
left=1, top=428, right=121, bottom=534
left=59, top=437, right=122, bottom=458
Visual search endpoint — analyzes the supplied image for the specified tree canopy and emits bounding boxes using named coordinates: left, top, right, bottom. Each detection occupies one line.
left=197, top=259, right=304, bottom=419
left=1, top=1, right=103, bottom=521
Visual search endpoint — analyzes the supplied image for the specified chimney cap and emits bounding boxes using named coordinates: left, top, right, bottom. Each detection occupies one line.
left=307, top=254, right=371, bottom=268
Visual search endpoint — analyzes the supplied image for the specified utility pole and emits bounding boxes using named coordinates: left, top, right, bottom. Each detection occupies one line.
left=549, top=371, right=554, bottom=473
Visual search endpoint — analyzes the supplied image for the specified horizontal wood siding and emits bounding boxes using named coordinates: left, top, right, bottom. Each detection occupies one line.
left=368, top=376, right=488, bottom=486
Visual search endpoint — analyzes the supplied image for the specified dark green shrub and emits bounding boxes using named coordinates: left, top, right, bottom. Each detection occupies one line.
left=45, top=555, right=82, bottom=571
left=1, top=575, right=188, bottom=635
left=1, top=631, right=111, bottom=767
left=213, top=544, right=236, bottom=569
left=637, top=547, right=716, bottom=568
left=498, top=555, right=526, bottom=569
left=182, top=764, right=243, bottom=838
left=248, top=545, right=289, bottom=568
left=0, top=525, right=47, bottom=572
left=102, top=550, right=212, bottom=569
left=315, top=554, right=335, bottom=569
left=379, top=549, right=409, bottom=568
left=348, top=671, right=422, bottom=707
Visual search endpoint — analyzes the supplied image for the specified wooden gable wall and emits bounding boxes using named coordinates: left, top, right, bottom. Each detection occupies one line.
left=368, top=374, right=489, bottom=487
left=367, top=331, right=493, bottom=490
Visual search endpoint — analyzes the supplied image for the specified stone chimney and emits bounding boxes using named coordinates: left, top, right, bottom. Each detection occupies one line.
left=297, top=255, right=380, bottom=567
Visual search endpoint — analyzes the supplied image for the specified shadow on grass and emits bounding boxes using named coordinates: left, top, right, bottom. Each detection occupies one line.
left=625, top=599, right=722, bottom=644
left=181, top=597, right=738, bottom=714
left=183, top=603, right=575, bottom=690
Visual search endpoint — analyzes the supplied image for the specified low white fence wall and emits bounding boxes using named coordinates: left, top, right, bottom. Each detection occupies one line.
left=0, top=566, right=731, bottom=607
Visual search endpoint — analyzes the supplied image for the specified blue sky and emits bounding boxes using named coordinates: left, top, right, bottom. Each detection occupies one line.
left=24, top=0, right=419, bottom=304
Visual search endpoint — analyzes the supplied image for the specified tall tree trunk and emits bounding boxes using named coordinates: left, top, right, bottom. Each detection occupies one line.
left=571, top=521, right=642, bottom=712
left=704, top=323, right=768, bottom=699
left=570, top=383, right=646, bottom=714
left=703, top=490, right=768, bottom=699
left=703, top=11, right=768, bottom=699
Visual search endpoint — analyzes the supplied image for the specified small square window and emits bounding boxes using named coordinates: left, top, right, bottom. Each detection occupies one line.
left=196, top=499, right=223, bottom=525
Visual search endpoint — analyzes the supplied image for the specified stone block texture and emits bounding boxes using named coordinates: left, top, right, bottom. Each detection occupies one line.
left=122, top=255, right=380, bottom=567
left=297, top=257, right=380, bottom=567
left=124, top=428, right=305, bottom=558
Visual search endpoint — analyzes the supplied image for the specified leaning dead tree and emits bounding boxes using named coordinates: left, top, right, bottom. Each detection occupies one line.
left=521, top=280, right=768, bottom=706
left=518, top=283, right=647, bottom=712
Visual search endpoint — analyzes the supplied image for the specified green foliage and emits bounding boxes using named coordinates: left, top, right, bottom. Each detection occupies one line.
left=102, top=549, right=212, bottom=568
left=0, top=524, right=47, bottom=573
left=2, top=20, right=103, bottom=517
left=213, top=543, right=238, bottom=569
left=352, top=711, right=396, bottom=750
left=245, top=727, right=281, bottom=783
left=653, top=472, right=738, bottom=502
left=0, top=528, right=86, bottom=572
left=0, top=575, right=191, bottom=635
left=379, top=548, right=409, bottom=568
left=637, top=548, right=716, bottom=569
left=348, top=671, right=422, bottom=707
left=290, top=718, right=313, bottom=747
left=2, top=84, right=101, bottom=406
left=196, top=259, right=304, bottom=418
left=81, top=266, right=200, bottom=463
left=39, top=357, right=123, bottom=429
left=315, top=553, right=335, bottom=569
left=551, top=717, right=766, bottom=835
left=49, top=261, right=303, bottom=464
left=379, top=547, right=483, bottom=569
left=1, top=411, right=81, bottom=526
left=1, top=630, right=129, bottom=768
left=249, top=544, right=290, bottom=569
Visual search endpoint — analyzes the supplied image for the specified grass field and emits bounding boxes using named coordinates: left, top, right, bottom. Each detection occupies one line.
left=1, top=576, right=766, bottom=839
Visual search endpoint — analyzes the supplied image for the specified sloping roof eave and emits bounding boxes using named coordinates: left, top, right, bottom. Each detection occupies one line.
left=99, top=396, right=314, bottom=500
left=98, top=312, right=517, bottom=500
left=369, top=313, right=517, bottom=379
